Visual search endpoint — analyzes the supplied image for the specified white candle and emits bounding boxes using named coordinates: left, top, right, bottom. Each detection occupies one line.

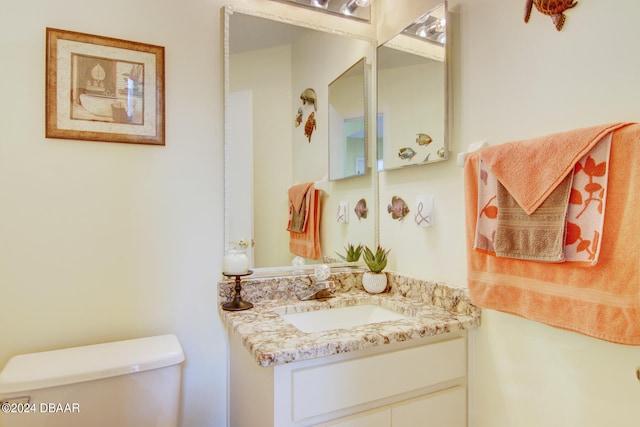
left=223, top=250, right=249, bottom=275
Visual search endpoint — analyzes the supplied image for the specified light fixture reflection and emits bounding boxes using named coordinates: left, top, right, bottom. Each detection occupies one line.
left=404, top=16, right=446, bottom=44
left=340, top=0, right=371, bottom=16
left=312, top=0, right=330, bottom=8
left=268, top=0, right=371, bottom=21
left=415, top=13, right=430, bottom=24
left=340, top=0, right=358, bottom=15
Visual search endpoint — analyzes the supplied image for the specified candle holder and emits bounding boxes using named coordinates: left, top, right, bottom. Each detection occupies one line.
left=222, top=270, right=253, bottom=311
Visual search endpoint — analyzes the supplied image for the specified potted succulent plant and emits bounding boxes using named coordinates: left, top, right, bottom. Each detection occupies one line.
left=362, top=245, right=390, bottom=293
left=336, top=243, right=363, bottom=263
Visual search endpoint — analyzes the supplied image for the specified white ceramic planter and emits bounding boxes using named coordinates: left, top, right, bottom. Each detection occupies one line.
left=362, top=272, right=387, bottom=294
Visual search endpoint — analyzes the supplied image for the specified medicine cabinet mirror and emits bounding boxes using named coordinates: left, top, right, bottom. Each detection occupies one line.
left=377, top=2, right=448, bottom=171
left=224, top=6, right=375, bottom=272
left=328, top=57, right=368, bottom=181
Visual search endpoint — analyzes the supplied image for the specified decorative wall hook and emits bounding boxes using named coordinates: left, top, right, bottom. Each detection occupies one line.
left=336, top=201, right=349, bottom=224
left=415, top=195, right=434, bottom=228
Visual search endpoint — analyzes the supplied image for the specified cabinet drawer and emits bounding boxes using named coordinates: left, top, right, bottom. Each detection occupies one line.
left=317, top=407, right=391, bottom=427
left=391, top=386, right=466, bottom=427
left=287, top=336, right=465, bottom=421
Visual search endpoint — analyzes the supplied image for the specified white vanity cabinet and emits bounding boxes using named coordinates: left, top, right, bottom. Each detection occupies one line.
left=322, top=386, right=466, bottom=427
left=229, top=332, right=468, bottom=427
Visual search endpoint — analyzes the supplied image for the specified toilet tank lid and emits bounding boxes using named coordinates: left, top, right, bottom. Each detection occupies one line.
left=0, top=334, right=185, bottom=394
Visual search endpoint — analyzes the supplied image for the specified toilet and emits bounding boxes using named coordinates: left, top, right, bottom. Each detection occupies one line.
left=0, top=334, right=185, bottom=427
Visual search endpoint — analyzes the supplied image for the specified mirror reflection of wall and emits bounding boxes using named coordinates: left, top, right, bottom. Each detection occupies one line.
left=377, top=3, right=448, bottom=171
left=228, top=13, right=296, bottom=268
left=226, top=8, right=376, bottom=270
left=329, top=58, right=367, bottom=181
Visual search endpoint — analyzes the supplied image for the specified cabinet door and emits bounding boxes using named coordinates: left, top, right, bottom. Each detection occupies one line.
left=317, top=407, right=391, bottom=427
left=391, top=386, right=466, bottom=427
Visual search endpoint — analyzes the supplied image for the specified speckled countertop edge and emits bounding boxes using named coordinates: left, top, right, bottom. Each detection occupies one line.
left=218, top=271, right=481, bottom=367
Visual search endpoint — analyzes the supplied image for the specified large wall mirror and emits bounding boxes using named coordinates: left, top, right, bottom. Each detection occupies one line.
left=224, top=6, right=375, bottom=272
left=377, top=2, right=448, bottom=171
left=329, top=57, right=367, bottom=181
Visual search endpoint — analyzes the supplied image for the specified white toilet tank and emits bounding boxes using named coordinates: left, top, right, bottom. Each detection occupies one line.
left=0, top=334, right=185, bottom=427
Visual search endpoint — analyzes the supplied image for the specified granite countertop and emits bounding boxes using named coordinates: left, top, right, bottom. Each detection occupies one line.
left=218, top=270, right=481, bottom=367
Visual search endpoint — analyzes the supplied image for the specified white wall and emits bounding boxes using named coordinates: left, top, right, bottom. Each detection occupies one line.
left=231, top=44, right=293, bottom=267
left=0, top=1, right=226, bottom=426
left=459, top=1, right=640, bottom=425
left=292, top=29, right=376, bottom=261
left=382, top=0, right=640, bottom=426
left=1, top=2, right=374, bottom=426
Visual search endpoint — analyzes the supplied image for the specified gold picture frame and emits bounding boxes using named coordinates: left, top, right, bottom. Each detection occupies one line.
left=46, top=28, right=165, bottom=145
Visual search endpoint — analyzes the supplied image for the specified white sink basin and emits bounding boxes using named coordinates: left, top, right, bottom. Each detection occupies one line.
left=279, top=304, right=407, bottom=333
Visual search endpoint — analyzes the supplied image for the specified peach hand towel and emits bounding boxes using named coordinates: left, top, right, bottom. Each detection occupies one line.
left=290, top=189, right=322, bottom=260
left=465, top=123, right=640, bottom=345
left=479, top=122, right=629, bottom=214
left=287, top=182, right=314, bottom=232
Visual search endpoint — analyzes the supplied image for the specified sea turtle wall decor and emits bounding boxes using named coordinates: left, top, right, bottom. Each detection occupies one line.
left=524, top=0, right=578, bottom=31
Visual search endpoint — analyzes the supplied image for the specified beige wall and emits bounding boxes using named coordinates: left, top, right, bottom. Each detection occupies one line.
left=461, top=1, right=640, bottom=425
left=231, top=44, right=293, bottom=267
left=0, top=1, right=227, bottom=426
left=3, top=1, right=640, bottom=427
left=292, top=27, right=376, bottom=261
left=383, top=0, right=640, bottom=426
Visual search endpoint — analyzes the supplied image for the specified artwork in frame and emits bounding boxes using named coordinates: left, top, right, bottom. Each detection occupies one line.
left=46, top=28, right=165, bottom=145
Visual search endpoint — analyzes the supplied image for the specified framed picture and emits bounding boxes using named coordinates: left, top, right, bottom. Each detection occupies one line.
left=46, top=28, right=165, bottom=145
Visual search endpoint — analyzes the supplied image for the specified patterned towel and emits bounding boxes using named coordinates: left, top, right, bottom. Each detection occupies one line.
left=287, top=182, right=314, bottom=233
left=475, top=132, right=612, bottom=265
left=464, top=123, right=640, bottom=345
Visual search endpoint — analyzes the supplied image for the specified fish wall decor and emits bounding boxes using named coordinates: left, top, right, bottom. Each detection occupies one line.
left=398, top=147, right=417, bottom=160
left=294, top=107, right=303, bottom=127
left=388, top=196, right=409, bottom=220
left=304, top=112, right=316, bottom=142
left=354, top=198, right=368, bottom=219
left=416, top=133, right=433, bottom=146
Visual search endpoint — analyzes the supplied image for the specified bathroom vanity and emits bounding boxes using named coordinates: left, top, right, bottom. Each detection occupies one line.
left=219, top=271, right=480, bottom=427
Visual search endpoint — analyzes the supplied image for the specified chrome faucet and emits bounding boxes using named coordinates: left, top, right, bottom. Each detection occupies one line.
left=295, top=277, right=335, bottom=301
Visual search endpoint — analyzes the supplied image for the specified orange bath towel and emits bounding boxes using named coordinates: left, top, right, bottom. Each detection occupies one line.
left=465, top=123, right=640, bottom=345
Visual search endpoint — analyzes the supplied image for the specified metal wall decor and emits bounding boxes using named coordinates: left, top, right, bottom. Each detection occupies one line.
left=296, top=87, right=317, bottom=142
left=354, top=198, right=368, bottom=219
left=524, top=0, right=578, bottom=31
left=388, top=196, right=409, bottom=220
